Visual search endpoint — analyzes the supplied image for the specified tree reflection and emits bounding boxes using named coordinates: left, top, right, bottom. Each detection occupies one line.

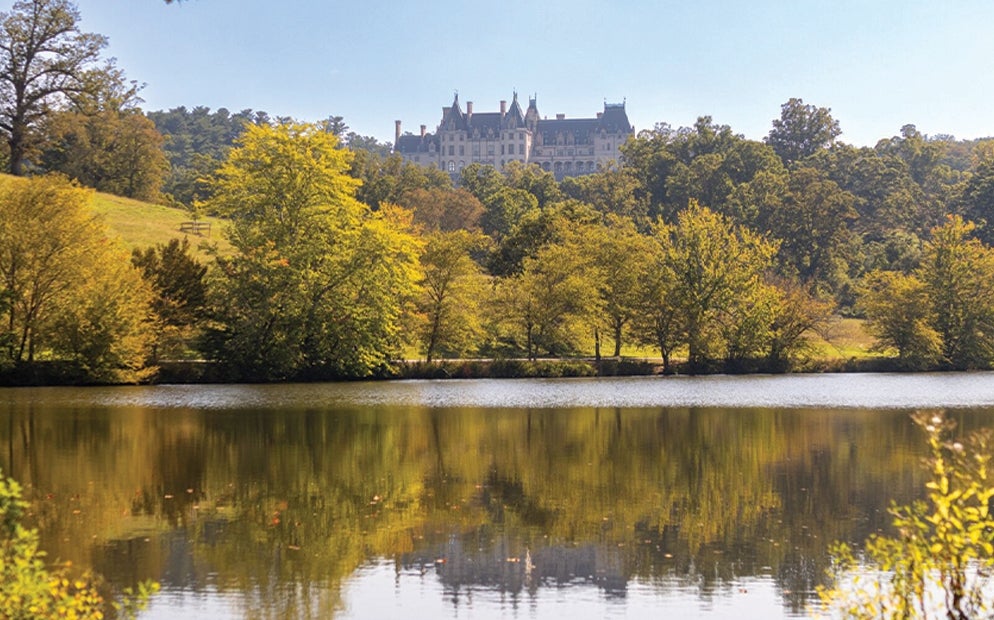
left=0, top=395, right=957, bottom=618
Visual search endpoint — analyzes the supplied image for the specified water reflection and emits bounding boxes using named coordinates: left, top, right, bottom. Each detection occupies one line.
left=2, top=377, right=994, bottom=618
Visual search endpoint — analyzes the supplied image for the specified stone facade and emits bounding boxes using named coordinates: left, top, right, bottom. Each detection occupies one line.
left=394, top=93, right=633, bottom=180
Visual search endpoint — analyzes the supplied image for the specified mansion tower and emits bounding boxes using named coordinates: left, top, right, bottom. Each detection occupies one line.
left=394, top=93, right=633, bottom=180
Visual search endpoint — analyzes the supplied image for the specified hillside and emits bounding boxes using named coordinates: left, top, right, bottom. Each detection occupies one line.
left=0, top=173, right=229, bottom=258
left=89, top=190, right=229, bottom=258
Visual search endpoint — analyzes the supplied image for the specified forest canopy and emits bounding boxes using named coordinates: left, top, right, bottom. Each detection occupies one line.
left=5, top=0, right=994, bottom=382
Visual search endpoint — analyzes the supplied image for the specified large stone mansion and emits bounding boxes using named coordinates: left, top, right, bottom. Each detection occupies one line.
left=394, top=93, right=633, bottom=180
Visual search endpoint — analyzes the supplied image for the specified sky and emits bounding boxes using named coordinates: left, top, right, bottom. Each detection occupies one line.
left=70, top=0, right=994, bottom=147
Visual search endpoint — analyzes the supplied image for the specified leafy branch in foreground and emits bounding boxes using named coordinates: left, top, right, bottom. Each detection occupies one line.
left=0, top=470, right=158, bottom=619
left=816, top=412, right=994, bottom=619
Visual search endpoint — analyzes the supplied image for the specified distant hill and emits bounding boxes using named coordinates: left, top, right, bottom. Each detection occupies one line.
left=1, top=173, right=229, bottom=259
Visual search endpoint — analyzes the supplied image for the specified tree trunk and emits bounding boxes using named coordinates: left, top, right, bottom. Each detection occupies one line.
left=8, top=122, right=26, bottom=176
left=613, top=320, right=623, bottom=357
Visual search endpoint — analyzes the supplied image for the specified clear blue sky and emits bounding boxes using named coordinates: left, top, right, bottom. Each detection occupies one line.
left=74, top=0, right=994, bottom=147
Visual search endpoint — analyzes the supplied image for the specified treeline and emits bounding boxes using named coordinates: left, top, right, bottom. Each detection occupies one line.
left=6, top=106, right=994, bottom=382
left=7, top=3, right=994, bottom=380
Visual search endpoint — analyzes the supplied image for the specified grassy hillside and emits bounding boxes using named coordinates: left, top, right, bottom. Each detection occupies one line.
left=89, top=191, right=230, bottom=259
left=0, top=173, right=229, bottom=258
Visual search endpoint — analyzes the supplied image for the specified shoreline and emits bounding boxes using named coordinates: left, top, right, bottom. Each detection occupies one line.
left=0, top=356, right=941, bottom=387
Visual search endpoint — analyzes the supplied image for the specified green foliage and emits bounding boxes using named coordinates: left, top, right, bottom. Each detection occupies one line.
left=579, top=216, right=652, bottom=357
left=817, top=412, right=994, bottom=619
left=0, top=0, right=123, bottom=175
left=859, top=216, right=994, bottom=370
left=148, top=106, right=271, bottom=207
left=859, top=270, right=941, bottom=368
left=921, top=216, right=994, bottom=369
left=415, top=230, right=489, bottom=361
left=770, top=166, right=858, bottom=292
left=349, top=149, right=451, bottom=210
left=132, top=237, right=207, bottom=361
left=657, top=202, right=779, bottom=371
left=0, top=175, right=155, bottom=380
left=0, top=469, right=158, bottom=618
left=766, top=98, right=841, bottom=165
left=40, top=108, right=169, bottom=202
left=491, top=241, right=602, bottom=360
left=202, top=123, right=421, bottom=380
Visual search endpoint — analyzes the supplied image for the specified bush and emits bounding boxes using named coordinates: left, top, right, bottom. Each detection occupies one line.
left=0, top=470, right=159, bottom=618
left=816, top=412, right=994, bottom=619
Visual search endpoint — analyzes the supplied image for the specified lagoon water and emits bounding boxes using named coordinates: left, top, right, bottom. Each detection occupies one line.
left=3, top=373, right=994, bottom=619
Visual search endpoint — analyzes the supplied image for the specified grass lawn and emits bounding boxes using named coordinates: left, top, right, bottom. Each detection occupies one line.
left=0, top=173, right=230, bottom=260
left=809, top=317, right=879, bottom=360
left=90, top=191, right=230, bottom=259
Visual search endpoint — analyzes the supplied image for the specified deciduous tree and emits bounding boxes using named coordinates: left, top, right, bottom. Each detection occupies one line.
left=0, top=0, right=115, bottom=174
left=859, top=270, right=940, bottom=369
left=41, top=108, right=168, bottom=201
left=0, top=174, right=155, bottom=380
left=492, top=242, right=601, bottom=360
left=202, top=123, right=421, bottom=380
left=765, top=98, right=841, bottom=165
left=416, top=230, right=488, bottom=361
left=661, top=202, right=778, bottom=372
left=132, top=237, right=207, bottom=361
left=919, top=215, right=994, bottom=368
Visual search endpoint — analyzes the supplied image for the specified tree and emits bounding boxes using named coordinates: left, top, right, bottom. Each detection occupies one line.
left=859, top=270, right=941, bottom=369
left=132, top=237, right=207, bottom=361
left=0, top=174, right=105, bottom=363
left=40, top=108, right=168, bottom=201
left=763, top=280, right=834, bottom=370
left=770, top=167, right=858, bottom=291
left=50, top=245, right=154, bottom=381
left=148, top=106, right=271, bottom=207
left=480, top=187, right=537, bottom=244
left=202, top=123, right=421, bottom=380
left=919, top=215, right=994, bottom=369
left=0, top=175, right=155, bottom=380
left=621, top=117, right=785, bottom=226
left=818, top=412, right=994, bottom=619
left=0, top=0, right=115, bottom=175
left=632, top=225, right=684, bottom=373
left=765, top=98, right=841, bottom=165
left=559, top=164, right=648, bottom=226
left=415, top=230, right=488, bottom=362
left=661, top=202, right=778, bottom=371
left=578, top=216, right=651, bottom=357
left=399, top=187, right=484, bottom=232
left=957, top=156, right=994, bottom=246
left=492, top=242, right=601, bottom=360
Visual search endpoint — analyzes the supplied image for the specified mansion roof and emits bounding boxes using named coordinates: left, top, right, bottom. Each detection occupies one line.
left=395, top=94, right=632, bottom=152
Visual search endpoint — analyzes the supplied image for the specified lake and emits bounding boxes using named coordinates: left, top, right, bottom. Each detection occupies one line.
left=3, top=374, right=994, bottom=619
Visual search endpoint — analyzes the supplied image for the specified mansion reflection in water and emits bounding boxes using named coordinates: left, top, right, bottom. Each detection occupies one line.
left=1, top=391, right=978, bottom=618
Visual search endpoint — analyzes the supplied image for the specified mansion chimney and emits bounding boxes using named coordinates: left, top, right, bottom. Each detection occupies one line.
left=420, top=124, right=426, bottom=138
left=500, top=100, right=507, bottom=117
left=467, top=101, right=474, bottom=119
left=556, top=113, right=566, bottom=120
left=394, top=120, right=401, bottom=145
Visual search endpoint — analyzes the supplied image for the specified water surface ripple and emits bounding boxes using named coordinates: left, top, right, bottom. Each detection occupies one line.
left=4, top=372, right=993, bottom=410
